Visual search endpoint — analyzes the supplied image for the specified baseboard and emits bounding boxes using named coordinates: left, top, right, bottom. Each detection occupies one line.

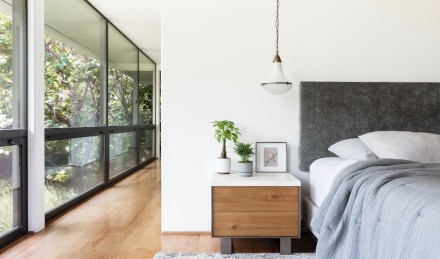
left=161, top=231, right=212, bottom=235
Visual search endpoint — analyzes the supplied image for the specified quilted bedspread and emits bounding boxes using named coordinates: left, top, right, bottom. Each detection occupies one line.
left=311, top=159, right=440, bottom=259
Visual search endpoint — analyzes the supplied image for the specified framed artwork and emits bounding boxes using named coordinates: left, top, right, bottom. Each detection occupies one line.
left=255, top=142, right=287, bottom=173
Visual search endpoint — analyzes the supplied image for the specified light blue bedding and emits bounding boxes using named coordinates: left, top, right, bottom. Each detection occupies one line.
left=311, top=159, right=440, bottom=259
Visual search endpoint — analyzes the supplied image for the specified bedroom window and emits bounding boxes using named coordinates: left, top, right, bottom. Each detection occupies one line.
left=44, top=0, right=106, bottom=215
left=0, top=0, right=27, bottom=247
left=44, top=0, right=157, bottom=219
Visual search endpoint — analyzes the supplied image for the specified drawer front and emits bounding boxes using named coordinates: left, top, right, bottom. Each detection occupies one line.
left=213, top=187, right=299, bottom=212
left=213, top=211, right=299, bottom=237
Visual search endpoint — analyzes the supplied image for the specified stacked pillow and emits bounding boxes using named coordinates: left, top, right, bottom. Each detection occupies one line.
left=328, top=138, right=378, bottom=161
left=328, top=131, right=440, bottom=162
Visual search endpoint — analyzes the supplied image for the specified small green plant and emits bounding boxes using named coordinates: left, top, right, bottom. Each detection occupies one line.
left=211, top=120, right=240, bottom=158
left=234, top=142, right=254, bottom=163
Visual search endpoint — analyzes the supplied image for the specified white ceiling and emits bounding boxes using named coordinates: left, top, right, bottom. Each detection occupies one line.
left=88, top=0, right=161, bottom=64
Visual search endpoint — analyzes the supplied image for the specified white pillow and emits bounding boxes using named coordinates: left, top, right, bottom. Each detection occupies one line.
left=328, top=138, right=378, bottom=161
left=359, top=131, right=440, bottom=162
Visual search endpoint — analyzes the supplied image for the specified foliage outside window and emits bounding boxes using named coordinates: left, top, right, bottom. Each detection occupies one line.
left=139, top=54, right=154, bottom=125
left=0, top=11, right=24, bottom=130
left=108, top=68, right=134, bottom=126
left=109, top=132, right=137, bottom=178
left=0, top=13, right=13, bottom=129
left=0, top=146, right=20, bottom=235
left=140, top=129, right=154, bottom=162
left=44, top=36, right=102, bottom=128
left=45, top=136, right=104, bottom=212
left=108, top=25, right=138, bottom=126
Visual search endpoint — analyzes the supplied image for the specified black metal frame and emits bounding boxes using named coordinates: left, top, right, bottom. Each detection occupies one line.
left=43, top=1, right=158, bottom=221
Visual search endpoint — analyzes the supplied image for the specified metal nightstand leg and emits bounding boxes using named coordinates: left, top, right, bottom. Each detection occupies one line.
left=221, top=238, right=232, bottom=254
left=280, top=238, right=291, bottom=255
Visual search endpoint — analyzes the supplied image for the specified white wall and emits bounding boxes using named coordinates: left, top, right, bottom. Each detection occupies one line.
left=161, top=0, right=440, bottom=232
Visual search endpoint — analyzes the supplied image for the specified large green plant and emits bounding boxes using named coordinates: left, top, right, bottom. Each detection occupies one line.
left=234, top=142, right=254, bottom=163
left=212, top=120, right=240, bottom=158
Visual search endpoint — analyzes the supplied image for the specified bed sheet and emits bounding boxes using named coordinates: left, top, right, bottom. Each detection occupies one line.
left=310, top=157, right=357, bottom=206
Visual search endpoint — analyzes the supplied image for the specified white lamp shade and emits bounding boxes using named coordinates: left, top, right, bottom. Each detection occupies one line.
left=261, top=62, right=292, bottom=95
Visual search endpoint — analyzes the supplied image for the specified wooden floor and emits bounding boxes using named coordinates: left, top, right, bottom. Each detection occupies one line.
left=0, top=160, right=316, bottom=258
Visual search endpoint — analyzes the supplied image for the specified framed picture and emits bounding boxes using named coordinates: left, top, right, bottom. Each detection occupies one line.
left=255, top=142, right=287, bottom=173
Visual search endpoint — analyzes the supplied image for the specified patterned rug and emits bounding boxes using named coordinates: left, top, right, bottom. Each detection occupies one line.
left=153, top=253, right=316, bottom=259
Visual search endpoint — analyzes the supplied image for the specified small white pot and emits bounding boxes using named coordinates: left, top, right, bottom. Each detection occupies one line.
left=236, top=162, right=253, bottom=177
left=217, top=158, right=231, bottom=174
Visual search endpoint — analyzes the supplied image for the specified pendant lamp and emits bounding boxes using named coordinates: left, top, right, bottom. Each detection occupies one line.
left=261, top=0, right=292, bottom=95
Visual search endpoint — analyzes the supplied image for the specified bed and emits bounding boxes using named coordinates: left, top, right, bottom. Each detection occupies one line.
left=299, top=82, right=440, bottom=258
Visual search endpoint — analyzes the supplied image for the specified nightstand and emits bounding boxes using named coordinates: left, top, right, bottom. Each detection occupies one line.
left=211, top=172, right=301, bottom=255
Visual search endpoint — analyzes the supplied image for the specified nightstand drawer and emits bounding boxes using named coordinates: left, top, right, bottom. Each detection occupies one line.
left=213, top=211, right=299, bottom=237
left=213, top=186, right=299, bottom=212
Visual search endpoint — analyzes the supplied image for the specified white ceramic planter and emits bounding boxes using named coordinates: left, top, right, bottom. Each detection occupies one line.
left=217, top=158, right=231, bottom=174
left=236, top=162, right=253, bottom=177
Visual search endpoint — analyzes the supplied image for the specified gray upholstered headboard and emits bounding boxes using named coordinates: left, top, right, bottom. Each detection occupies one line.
left=299, top=82, right=440, bottom=171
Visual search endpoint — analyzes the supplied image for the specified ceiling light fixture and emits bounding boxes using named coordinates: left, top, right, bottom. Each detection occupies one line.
left=261, top=0, right=292, bottom=95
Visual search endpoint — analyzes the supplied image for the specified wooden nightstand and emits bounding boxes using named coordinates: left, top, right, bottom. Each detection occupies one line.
left=211, top=172, right=301, bottom=255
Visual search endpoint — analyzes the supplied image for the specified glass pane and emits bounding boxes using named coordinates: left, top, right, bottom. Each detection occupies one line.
left=0, top=145, right=21, bottom=236
left=45, top=136, right=104, bottom=212
left=108, top=25, right=138, bottom=126
left=110, top=132, right=137, bottom=178
left=139, top=54, right=154, bottom=125
left=140, top=129, right=154, bottom=162
left=0, top=0, right=26, bottom=129
left=44, top=0, right=105, bottom=128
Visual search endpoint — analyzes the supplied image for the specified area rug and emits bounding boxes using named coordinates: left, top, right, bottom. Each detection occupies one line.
left=153, top=253, right=316, bottom=259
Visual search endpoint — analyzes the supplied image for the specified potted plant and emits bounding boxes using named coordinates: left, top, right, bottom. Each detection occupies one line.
left=234, top=142, right=254, bottom=177
left=212, top=120, right=240, bottom=173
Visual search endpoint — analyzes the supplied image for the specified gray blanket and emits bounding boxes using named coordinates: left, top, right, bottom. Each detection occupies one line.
left=311, top=159, right=440, bottom=259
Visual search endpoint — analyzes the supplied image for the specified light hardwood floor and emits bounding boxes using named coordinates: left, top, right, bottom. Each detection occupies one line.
left=0, top=160, right=315, bottom=259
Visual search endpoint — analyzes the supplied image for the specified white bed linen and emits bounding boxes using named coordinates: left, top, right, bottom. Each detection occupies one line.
left=310, top=157, right=358, bottom=207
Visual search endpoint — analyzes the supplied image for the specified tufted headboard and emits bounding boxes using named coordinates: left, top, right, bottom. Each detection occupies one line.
left=299, top=82, right=440, bottom=171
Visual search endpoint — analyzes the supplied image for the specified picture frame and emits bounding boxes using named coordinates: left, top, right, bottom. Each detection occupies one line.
left=255, top=142, right=287, bottom=173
